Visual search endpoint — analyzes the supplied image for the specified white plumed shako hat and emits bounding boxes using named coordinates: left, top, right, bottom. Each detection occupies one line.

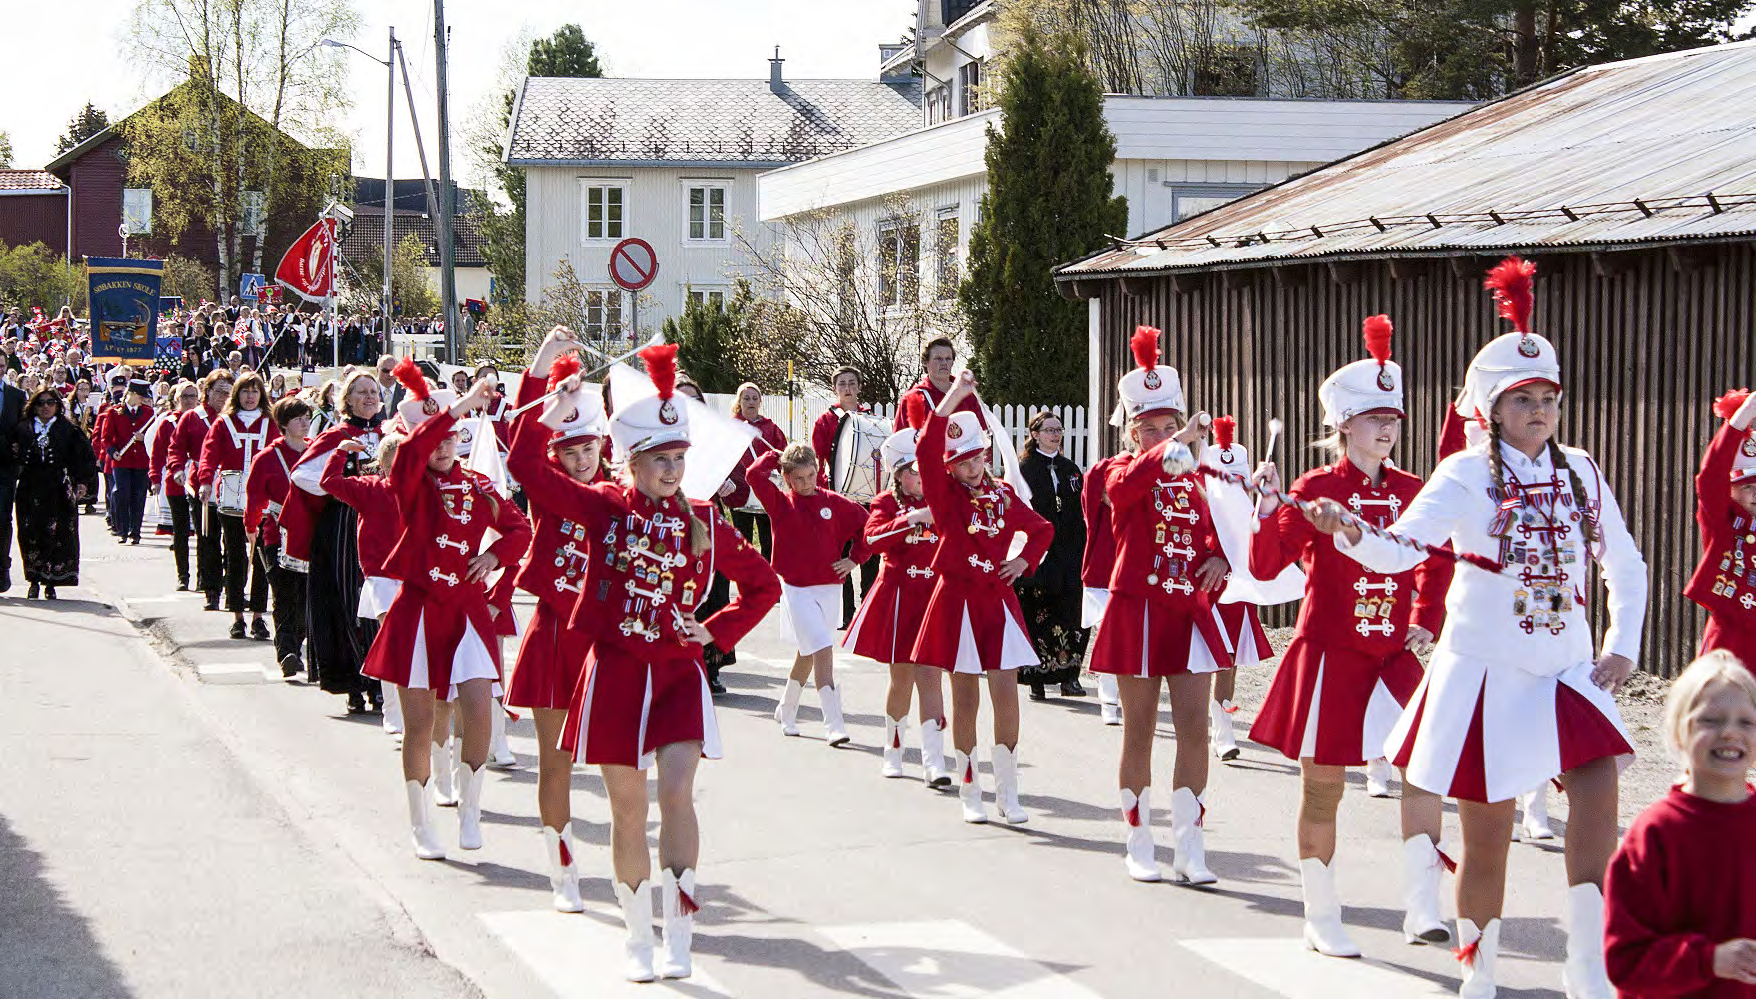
left=881, top=392, right=927, bottom=472
left=543, top=353, right=608, bottom=449
left=391, top=356, right=458, bottom=430
left=1201, top=415, right=1248, bottom=475
left=1318, top=315, right=1405, bottom=428
left=1111, top=324, right=1185, bottom=427
left=609, top=343, right=690, bottom=457
left=1716, top=389, right=1756, bottom=485
left=1457, top=257, right=1561, bottom=426
left=941, top=410, right=989, bottom=462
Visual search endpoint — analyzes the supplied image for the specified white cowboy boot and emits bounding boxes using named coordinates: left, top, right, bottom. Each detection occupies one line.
left=1210, top=699, right=1241, bottom=761
left=1402, top=834, right=1451, bottom=944
left=1562, top=884, right=1612, bottom=998
left=1098, top=674, right=1121, bottom=726
left=1366, top=757, right=1395, bottom=798
left=1520, top=785, right=1556, bottom=840
left=543, top=824, right=585, bottom=913
left=817, top=683, right=851, bottom=747
left=991, top=744, right=1027, bottom=824
left=615, top=880, right=658, bottom=983
left=953, top=750, right=988, bottom=824
left=488, top=699, right=518, bottom=769
left=881, top=716, right=906, bottom=778
left=1169, top=787, right=1218, bottom=885
left=430, top=737, right=458, bottom=807
left=658, top=868, right=698, bottom=980
left=1299, top=857, right=1362, bottom=958
left=457, top=763, right=486, bottom=850
left=773, top=679, right=802, bottom=737
left=1120, top=788, right=1161, bottom=882
left=382, top=685, right=404, bottom=740
left=405, top=780, right=445, bottom=860
left=919, top=718, right=951, bottom=787
left=1456, top=917, right=1501, bottom=999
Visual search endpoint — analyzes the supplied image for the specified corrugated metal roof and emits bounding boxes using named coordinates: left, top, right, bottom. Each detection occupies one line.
left=506, top=77, right=922, bottom=166
left=1058, top=39, right=1756, bottom=279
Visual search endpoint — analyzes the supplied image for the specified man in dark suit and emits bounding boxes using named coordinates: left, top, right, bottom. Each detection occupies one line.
left=0, top=377, right=27, bottom=591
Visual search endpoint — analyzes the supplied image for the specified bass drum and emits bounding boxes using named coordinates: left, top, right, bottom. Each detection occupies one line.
left=832, top=412, right=891, bottom=504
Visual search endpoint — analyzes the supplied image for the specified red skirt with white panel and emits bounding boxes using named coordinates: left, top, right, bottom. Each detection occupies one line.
left=505, top=600, right=594, bottom=711
left=1088, top=593, right=1233, bottom=678
left=1217, top=602, right=1271, bottom=667
left=1249, top=636, right=1421, bottom=766
left=908, top=578, right=1038, bottom=674
left=361, top=588, right=502, bottom=701
left=844, top=573, right=934, bottom=664
left=560, top=645, right=719, bottom=769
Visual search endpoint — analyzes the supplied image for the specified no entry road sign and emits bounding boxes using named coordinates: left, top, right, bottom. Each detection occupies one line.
left=608, top=238, right=658, bottom=292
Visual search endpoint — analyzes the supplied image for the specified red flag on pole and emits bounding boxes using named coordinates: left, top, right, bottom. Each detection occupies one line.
left=274, top=218, right=336, bottom=303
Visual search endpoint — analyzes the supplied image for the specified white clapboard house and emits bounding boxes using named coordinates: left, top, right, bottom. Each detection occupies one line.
left=506, top=52, right=922, bottom=339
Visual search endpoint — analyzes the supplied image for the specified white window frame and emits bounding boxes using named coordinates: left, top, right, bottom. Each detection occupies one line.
left=686, top=286, right=729, bottom=312
left=957, top=60, right=985, bottom=117
left=934, top=206, right=960, bottom=301
left=683, top=181, right=729, bottom=242
left=122, top=188, right=153, bottom=235
left=583, top=286, right=626, bottom=341
left=876, top=218, right=920, bottom=312
left=1167, top=183, right=1262, bottom=223
left=578, top=179, right=629, bottom=243
left=925, top=85, right=952, bottom=126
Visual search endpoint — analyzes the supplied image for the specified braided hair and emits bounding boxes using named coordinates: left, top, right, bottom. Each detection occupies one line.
left=1486, top=420, right=1511, bottom=538
left=1546, top=439, right=1600, bottom=546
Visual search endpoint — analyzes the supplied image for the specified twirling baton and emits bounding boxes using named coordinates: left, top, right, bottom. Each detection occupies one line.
left=507, top=333, right=666, bottom=418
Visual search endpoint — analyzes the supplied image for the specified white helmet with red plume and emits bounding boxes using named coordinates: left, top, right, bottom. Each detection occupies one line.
left=1110, top=324, right=1185, bottom=427
left=610, top=343, right=690, bottom=456
left=1319, top=314, right=1406, bottom=428
left=1457, top=256, right=1562, bottom=426
left=881, top=391, right=928, bottom=472
left=392, top=356, right=457, bottom=429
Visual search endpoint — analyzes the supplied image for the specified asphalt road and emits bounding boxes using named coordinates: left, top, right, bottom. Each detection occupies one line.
left=0, top=514, right=1594, bottom=998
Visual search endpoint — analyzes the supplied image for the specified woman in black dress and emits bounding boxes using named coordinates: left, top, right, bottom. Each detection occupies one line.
left=11, top=390, right=99, bottom=599
left=1015, top=410, right=1088, bottom=700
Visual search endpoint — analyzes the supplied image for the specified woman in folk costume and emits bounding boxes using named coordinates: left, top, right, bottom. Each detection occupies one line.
left=844, top=393, right=951, bottom=785
left=1685, top=387, right=1756, bottom=666
left=502, top=329, right=611, bottom=912
left=167, top=370, right=230, bottom=609
left=908, top=370, right=1054, bottom=826
left=750, top=441, right=870, bottom=747
left=1245, top=316, right=1454, bottom=958
left=287, top=367, right=390, bottom=711
left=1015, top=409, right=1090, bottom=701
left=196, top=371, right=279, bottom=642
left=1088, top=326, right=1233, bottom=884
left=1305, top=258, right=1647, bottom=999
left=361, top=368, right=532, bottom=861
left=544, top=344, right=780, bottom=982
left=9, top=388, right=98, bottom=598
left=318, top=432, right=408, bottom=734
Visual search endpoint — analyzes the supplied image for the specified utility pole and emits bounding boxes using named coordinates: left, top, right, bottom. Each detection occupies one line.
left=382, top=27, right=396, bottom=341
left=433, top=0, right=459, bottom=364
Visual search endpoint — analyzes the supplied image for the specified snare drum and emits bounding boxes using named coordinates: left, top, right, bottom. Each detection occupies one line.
left=216, top=470, right=247, bottom=517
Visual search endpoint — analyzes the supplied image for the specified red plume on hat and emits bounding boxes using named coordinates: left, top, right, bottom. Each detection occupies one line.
left=1213, top=415, right=1236, bottom=450
left=1363, top=315, right=1394, bottom=367
left=547, top=352, right=583, bottom=389
left=1483, top=256, right=1536, bottom=334
left=1130, top=325, right=1161, bottom=371
left=638, top=343, right=678, bottom=401
left=391, top=356, right=429, bottom=401
left=1714, top=388, right=1751, bottom=420
left=902, top=391, right=928, bottom=431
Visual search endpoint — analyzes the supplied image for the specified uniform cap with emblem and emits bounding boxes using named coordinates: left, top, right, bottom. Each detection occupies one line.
left=1201, top=415, right=1249, bottom=475
left=941, top=408, right=990, bottom=462
left=1715, top=389, right=1756, bottom=485
left=392, top=356, right=458, bottom=429
left=1110, top=325, right=1185, bottom=427
left=881, top=391, right=927, bottom=472
left=127, top=378, right=153, bottom=398
left=1318, top=315, right=1405, bottom=428
left=610, top=343, right=690, bottom=457
left=545, top=353, right=608, bottom=449
left=1457, top=256, right=1562, bottom=426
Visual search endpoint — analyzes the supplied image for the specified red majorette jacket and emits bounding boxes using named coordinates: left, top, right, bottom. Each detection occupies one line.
left=377, top=412, right=531, bottom=606
left=745, top=449, right=870, bottom=586
left=244, top=438, right=303, bottom=548
left=1250, top=457, right=1451, bottom=653
left=1080, top=453, right=1127, bottom=588
left=863, top=489, right=941, bottom=587
left=196, top=411, right=280, bottom=491
left=165, top=404, right=218, bottom=495
left=315, top=438, right=402, bottom=580
left=97, top=404, right=154, bottom=471
left=505, top=405, right=604, bottom=616
left=1103, top=439, right=1223, bottom=609
left=1685, top=421, right=1756, bottom=622
left=149, top=412, right=183, bottom=496
left=916, top=412, right=1053, bottom=589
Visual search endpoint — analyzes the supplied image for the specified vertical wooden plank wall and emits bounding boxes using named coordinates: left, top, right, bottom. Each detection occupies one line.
left=1090, top=244, right=1756, bottom=676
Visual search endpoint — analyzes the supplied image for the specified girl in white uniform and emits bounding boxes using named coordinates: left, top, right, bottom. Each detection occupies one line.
left=1305, top=257, right=1647, bottom=998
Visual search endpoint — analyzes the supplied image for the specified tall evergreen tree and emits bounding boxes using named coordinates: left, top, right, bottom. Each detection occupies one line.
left=960, top=26, right=1128, bottom=405
left=55, top=103, right=111, bottom=155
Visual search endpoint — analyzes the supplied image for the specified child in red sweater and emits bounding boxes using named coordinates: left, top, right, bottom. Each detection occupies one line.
left=1604, top=649, right=1756, bottom=997
left=747, top=442, right=869, bottom=747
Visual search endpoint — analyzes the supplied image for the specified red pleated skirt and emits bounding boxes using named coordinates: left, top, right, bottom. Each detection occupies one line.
left=561, top=645, right=718, bottom=769
left=844, top=572, right=934, bottom=664
left=1250, top=636, right=1421, bottom=766
left=505, top=600, right=594, bottom=711
left=1088, top=592, right=1233, bottom=677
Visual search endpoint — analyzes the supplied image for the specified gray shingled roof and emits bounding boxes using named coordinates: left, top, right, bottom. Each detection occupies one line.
left=505, top=77, right=923, bottom=167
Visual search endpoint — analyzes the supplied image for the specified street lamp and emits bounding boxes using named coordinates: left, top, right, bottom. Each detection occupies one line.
left=323, top=32, right=397, bottom=354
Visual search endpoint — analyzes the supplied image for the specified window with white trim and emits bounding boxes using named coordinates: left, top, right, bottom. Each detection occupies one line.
left=584, top=288, right=625, bottom=340
left=579, top=180, right=628, bottom=241
left=934, top=207, right=960, bottom=301
left=925, top=85, right=952, bottom=126
left=685, top=183, right=727, bottom=241
left=687, top=288, right=728, bottom=312
left=122, top=188, right=153, bottom=234
left=957, top=60, right=985, bottom=117
left=877, top=219, right=920, bottom=310
left=1168, top=184, right=1262, bottom=223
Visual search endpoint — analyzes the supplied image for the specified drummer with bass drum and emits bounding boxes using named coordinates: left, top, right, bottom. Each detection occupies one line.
left=812, top=366, right=891, bottom=627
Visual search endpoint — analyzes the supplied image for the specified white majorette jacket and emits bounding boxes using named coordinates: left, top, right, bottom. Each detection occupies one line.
left=1333, top=257, right=1649, bottom=803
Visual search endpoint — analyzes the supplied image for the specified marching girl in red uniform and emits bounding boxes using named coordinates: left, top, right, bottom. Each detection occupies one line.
left=149, top=380, right=201, bottom=586
left=909, top=371, right=1053, bottom=826
left=1306, top=259, right=1648, bottom=998
left=197, top=372, right=279, bottom=642
left=1247, top=317, right=1454, bottom=957
left=748, top=442, right=869, bottom=747
left=844, top=393, right=950, bottom=785
left=1685, top=388, right=1756, bottom=665
left=1088, top=326, right=1232, bottom=884
left=501, top=329, right=612, bottom=913
left=167, top=370, right=230, bottom=607
left=541, top=345, right=780, bottom=982
left=361, top=368, right=532, bottom=861
left=244, top=396, right=313, bottom=679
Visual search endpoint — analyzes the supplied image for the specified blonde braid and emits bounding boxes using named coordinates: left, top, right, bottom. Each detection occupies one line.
left=1546, top=439, right=1599, bottom=546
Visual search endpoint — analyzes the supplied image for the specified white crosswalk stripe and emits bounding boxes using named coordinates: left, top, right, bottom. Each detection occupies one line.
left=1179, top=937, right=1457, bottom=997
left=480, top=909, right=733, bottom=997
left=819, top=920, right=1107, bottom=998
